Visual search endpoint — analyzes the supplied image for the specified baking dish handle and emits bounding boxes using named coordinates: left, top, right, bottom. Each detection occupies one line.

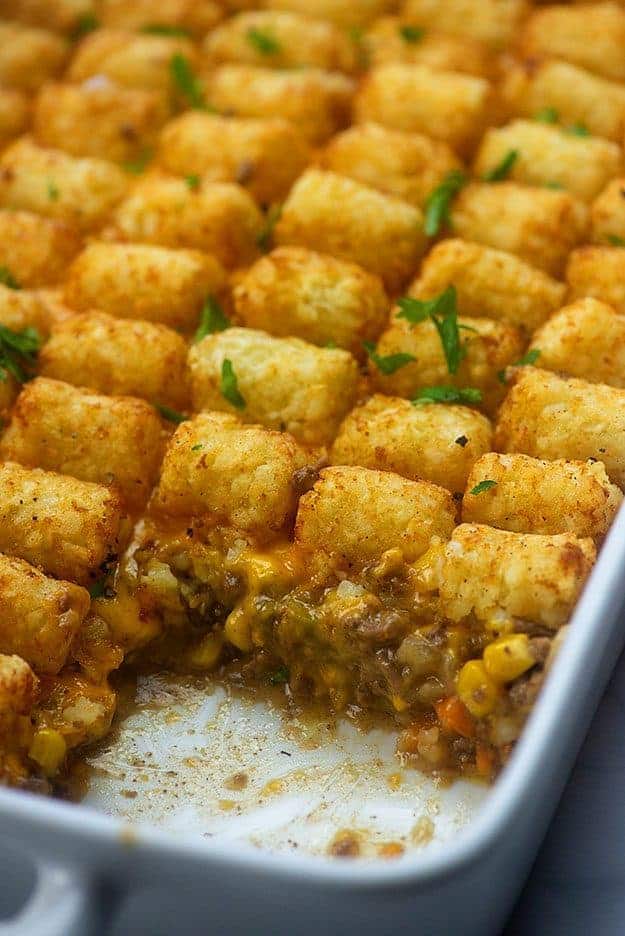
left=0, top=859, right=104, bottom=936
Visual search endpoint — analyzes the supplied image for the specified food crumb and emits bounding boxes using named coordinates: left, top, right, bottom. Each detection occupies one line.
left=411, top=815, right=435, bottom=846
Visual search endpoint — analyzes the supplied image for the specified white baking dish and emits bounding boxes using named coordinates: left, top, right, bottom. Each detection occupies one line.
left=2, top=503, right=625, bottom=936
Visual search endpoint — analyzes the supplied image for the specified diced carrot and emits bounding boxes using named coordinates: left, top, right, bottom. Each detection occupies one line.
left=475, top=743, right=496, bottom=778
left=434, top=695, right=476, bottom=738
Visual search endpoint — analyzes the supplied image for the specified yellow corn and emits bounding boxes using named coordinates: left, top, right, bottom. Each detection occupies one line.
left=186, top=633, right=224, bottom=670
left=483, top=634, right=535, bottom=684
left=224, top=601, right=253, bottom=652
left=391, top=694, right=409, bottom=712
left=457, top=660, right=499, bottom=717
left=28, top=729, right=67, bottom=776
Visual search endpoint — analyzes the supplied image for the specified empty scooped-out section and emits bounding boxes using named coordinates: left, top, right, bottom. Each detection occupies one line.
left=84, top=675, right=487, bottom=859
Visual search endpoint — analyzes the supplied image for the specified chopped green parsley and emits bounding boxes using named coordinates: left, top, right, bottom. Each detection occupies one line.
left=363, top=341, right=415, bottom=375
left=194, top=296, right=230, bottom=342
left=412, top=386, right=482, bottom=406
left=0, top=325, right=41, bottom=383
left=423, top=170, right=467, bottom=237
left=220, top=358, right=245, bottom=409
left=470, top=479, right=497, bottom=495
left=482, top=149, right=518, bottom=182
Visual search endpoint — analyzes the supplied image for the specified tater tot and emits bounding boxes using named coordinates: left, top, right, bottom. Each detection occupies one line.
left=188, top=327, right=359, bottom=446
left=33, top=81, right=170, bottom=164
left=402, top=0, right=528, bottom=48
left=0, top=89, right=30, bottom=148
left=0, top=285, right=50, bottom=336
left=274, top=169, right=426, bottom=291
left=473, top=120, right=623, bottom=202
left=0, top=654, right=37, bottom=720
left=462, top=452, right=622, bottom=542
left=204, top=11, right=357, bottom=72
left=207, top=65, right=354, bottom=146
left=330, top=394, right=493, bottom=492
left=0, top=22, right=68, bottom=91
left=566, top=245, right=625, bottom=313
left=0, top=378, right=165, bottom=510
left=232, top=246, right=388, bottom=357
left=370, top=312, right=524, bottom=416
left=98, top=0, right=223, bottom=36
left=34, top=672, right=116, bottom=751
left=353, top=63, right=494, bottom=157
left=494, top=367, right=625, bottom=489
left=157, top=112, right=311, bottom=206
left=590, top=178, right=625, bottom=245
left=411, top=240, right=565, bottom=334
left=63, top=242, right=225, bottom=332
left=519, top=2, right=625, bottom=83
left=364, top=18, right=494, bottom=77
left=295, top=466, right=456, bottom=565
left=451, top=182, right=588, bottom=276
left=531, top=298, right=625, bottom=387
left=109, top=172, right=262, bottom=268
left=67, top=29, right=198, bottom=93
left=0, top=0, right=93, bottom=32
left=154, top=412, right=308, bottom=536
left=0, top=210, right=82, bottom=287
left=264, top=0, right=396, bottom=29
left=320, top=123, right=462, bottom=208
left=0, top=137, right=127, bottom=232
left=39, top=312, right=190, bottom=410
left=0, top=461, right=126, bottom=585
left=437, top=524, right=595, bottom=630
left=0, top=554, right=89, bottom=674
left=502, top=60, right=625, bottom=143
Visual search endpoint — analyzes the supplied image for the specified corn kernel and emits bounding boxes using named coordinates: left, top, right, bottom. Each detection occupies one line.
left=391, top=694, right=409, bottom=712
left=483, top=634, right=535, bottom=684
left=457, top=660, right=499, bottom=717
left=186, top=633, right=224, bottom=670
left=28, top=729, right=67, bottom=776
left=224, top=601, right=253, bottom=652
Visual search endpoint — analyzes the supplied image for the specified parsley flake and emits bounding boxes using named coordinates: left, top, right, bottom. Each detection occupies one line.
left=47, top=180, right=60, bottom=202
left=71, top=13, right=100, bottom=40
left=470, top=479, right=497, bottom=495
left=141, top=24, right=191, bottom=37
left=185, top=174, right=201, bottom=190
left=122, top=148, right=153, bottom=174
left=399, top=25, right=424, bottom=43
left=397, top=286, right=467, bottom=375
left=535, top=106, right=559, bottom=124
left=363, top=341, right=415, bottom=375
left=0, top=325, right=41, bottom=383
left=191, top=443, right=204, bottom=451
left=170, top=53, right=206, bottom=109
left=608, top=234, right=625, bottom=246
left=88, top=579, right=108, bottom=600
left=423, top=170, right=467, bottom=237
left=194, top=296, right=230, bottom=342
left=0, top=267, right=20, bottom=290
left=257, top=203, right=282, bottom=251
left=220, top=358, right=245, bottom=409
left=565, top=123, right=589, bottom=137
left=246, top=28, right=281, bottom=55
left=498, top=348, right=541, bottom=383
left=324, top=340, right=337, bottom=349
left=544, top=181, right=564, bottom=190
left=268, top=665, right=289, bottom=685
left=412, top=386, right=482, bottom=406
left=482, top=149, right=518, bottom=182
left=154, top=402, right=186, bottom=424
